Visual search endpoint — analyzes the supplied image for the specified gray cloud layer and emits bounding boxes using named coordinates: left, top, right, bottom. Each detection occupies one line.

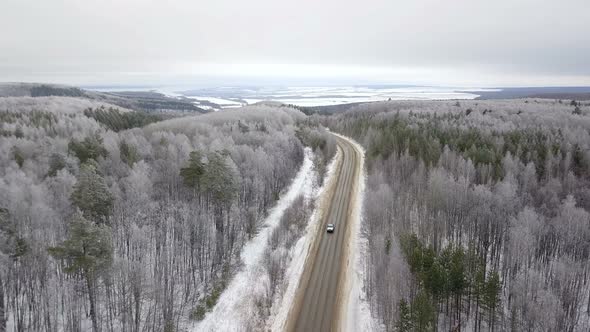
left=1, top=0, right=589, bottom=86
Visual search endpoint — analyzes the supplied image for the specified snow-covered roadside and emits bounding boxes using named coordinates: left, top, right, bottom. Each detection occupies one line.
left=193, top=147, right=315, bottom=332
left=269, top=147, right=342, bottom=332
left=331, top=133, right=379, bottom=332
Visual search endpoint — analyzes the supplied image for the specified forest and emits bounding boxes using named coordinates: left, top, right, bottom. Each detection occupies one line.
left=326, top=99, right=590, bottom=331
left=0, top=96, right=333, bottom=331
left=2, top=94, right=589, bottom=332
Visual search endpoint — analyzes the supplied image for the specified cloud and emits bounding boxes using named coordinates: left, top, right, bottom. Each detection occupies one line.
left=1, top=0, right=589, bottom=86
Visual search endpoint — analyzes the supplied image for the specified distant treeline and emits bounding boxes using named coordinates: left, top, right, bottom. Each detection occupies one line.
left=31, top=84, right=86, bottom=97
left=83, top=106, right=164, bottom=132
left=103, top=92, right=208, bottom=113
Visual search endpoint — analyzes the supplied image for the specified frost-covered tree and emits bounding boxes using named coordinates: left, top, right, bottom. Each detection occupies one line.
left=68, top=134, right=108, bottom=164
left=48, top=213, right=112, bottom=332
left=71, top=163, right=114, bottom=224
left=180, top=150, right=205, bottom=190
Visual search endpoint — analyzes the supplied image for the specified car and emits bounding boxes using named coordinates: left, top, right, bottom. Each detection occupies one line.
left=326, top=223, right=335, bottom=233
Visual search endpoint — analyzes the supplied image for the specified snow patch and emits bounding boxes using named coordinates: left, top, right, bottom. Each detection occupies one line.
left=186, top=96, right=244, bottom=107
left=193, top=147, right=315, bottom=332
left=195, top=104, right=215, bottom=111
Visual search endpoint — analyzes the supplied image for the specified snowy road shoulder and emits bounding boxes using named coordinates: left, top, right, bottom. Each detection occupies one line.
left=193, top=147, right=315, bottom=332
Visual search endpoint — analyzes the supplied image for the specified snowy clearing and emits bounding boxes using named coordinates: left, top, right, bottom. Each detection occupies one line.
left=192, top=147, right=315, bottom=332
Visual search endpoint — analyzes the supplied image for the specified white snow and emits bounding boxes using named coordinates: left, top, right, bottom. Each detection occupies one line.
left=195, top=104, right=215, bottom=111
left=193, top=147, right=315, bottom=332
left=243, top=98, right=263, bottom=104
left=186, top=96, right=244, bottom=107
left=269, top=147, right=342, bottom=332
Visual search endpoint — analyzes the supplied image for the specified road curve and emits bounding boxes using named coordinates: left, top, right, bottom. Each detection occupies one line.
left=288, top=134, right=361, bottom=332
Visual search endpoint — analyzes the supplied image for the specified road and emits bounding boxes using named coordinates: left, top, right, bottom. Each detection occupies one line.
left=289, top=134, right=361, bottom=332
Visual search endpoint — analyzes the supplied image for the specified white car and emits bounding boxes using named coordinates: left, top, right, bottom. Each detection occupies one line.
left=326, top=223, right=335, bottom=233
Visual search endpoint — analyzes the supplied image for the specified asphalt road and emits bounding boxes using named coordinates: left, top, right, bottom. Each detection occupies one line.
left=290, top=134, right=361, bottom=332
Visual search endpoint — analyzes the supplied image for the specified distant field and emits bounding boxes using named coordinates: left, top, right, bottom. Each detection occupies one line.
left=88, top=85, right=590, bottom=110
left=179, top=86, right=484, bottom=109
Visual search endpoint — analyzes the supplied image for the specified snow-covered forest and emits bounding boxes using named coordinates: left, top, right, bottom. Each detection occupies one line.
left=0, top=97, right=334, bottom=331
left=328, top=99, right=590, bottom=331
left=3, top=94, right=589, bottom=332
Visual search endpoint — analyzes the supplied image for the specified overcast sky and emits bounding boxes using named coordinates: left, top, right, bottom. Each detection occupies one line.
left=1, top=0, right=589, bottom=87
